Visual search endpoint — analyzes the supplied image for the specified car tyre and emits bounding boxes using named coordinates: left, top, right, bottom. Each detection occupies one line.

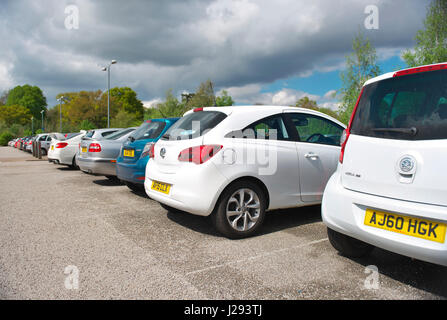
left=327, top=228, right=374, bottom=258
left=212, top=180, right=266, bottom=239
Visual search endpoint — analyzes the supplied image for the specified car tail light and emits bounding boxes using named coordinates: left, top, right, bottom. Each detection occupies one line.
left=141, top=142, right=155, bottom=158
left=88, top=143, right=101, bottom=152
left=193, top=107, right=203, bottom=112
left=393, top=63, right=447, bottom=77
left=178, top=145, right=223, bottom=164
left=56, top=142, right=68, bottom=148
left=339, top=87, right=364, bottom=164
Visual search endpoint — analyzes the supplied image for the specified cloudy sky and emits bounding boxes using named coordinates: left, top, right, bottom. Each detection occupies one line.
left=0, top=0, right=429, bottom=109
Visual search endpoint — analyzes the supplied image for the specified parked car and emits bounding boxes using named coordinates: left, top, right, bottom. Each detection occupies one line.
left=144, top=106, right=345, bottom=238
left=322, top=62, right=447, bottom=266
left=47, top=132, right=86, bottom=168
left=81, top=128, right=122, bottom=142
left=77, top=127, right=137, bottom=179
left=116, top=118, right=179, bottom=192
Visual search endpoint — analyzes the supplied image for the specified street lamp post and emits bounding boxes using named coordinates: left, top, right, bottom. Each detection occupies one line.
left=31, top=116, right=34, bottom=135
left=40, top=110, right=44, bottom=132
left=101, top=60, right=117, bottom=128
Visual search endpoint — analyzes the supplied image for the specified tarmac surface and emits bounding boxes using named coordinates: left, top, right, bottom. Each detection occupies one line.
left=0, top=146, right=446, bottom=299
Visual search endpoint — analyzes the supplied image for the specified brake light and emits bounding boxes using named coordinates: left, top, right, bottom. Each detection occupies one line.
left=193, top=107, right=203, bottom=112
left=55, top=142, right=68, bottom=148
left=339, top=87, right=364, bottom=164
left=178, top=145, right=223, bottom=164
left=393, top=63, right=447, bottom=77
left=88, top=143, right=101, bottom=152
left=141, top=142, right=155, bottom=158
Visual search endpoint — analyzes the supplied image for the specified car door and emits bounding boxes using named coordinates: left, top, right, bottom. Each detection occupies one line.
left=284, top=111, right=344, bottom=203
left=238, top=113, right=301, bottom=209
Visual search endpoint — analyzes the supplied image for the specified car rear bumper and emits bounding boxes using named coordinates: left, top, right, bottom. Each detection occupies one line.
left=144, top=159, right=228, bottom=216
left=77, top=156, right=116, bottom=176
left=322, top=170, right=447, bottom=266
left=116, top=157, right=147, bottom=184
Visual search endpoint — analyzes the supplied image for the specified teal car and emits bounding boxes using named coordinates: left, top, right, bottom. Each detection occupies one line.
left=116, top=118, right=179, bottom=192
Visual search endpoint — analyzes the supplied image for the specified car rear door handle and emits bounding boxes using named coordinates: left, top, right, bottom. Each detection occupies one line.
left=304, top=152, right=319, bottom=159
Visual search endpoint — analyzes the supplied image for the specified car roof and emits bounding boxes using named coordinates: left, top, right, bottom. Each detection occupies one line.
left=363, top=62, right=447, bottom=86
left=186, top=105, right=345, bottom=128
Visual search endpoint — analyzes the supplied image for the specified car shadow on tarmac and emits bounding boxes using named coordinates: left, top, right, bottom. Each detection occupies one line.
left=166, top=205, right=322, bottom=238
left=92, top=177, right=124, bottom=187
left=338, top=244, right=447, bottom=298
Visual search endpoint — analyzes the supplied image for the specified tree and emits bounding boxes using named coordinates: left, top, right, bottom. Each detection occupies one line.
left=110, top=87, right=144, bottom=121
left=6, top=85, right=47, bottom=119
left=338, top=30, right=380, bottom=124
left=185, top=80, right=216, bottom=109
left=146, top=89, right=187, bottom=119
left=403, top=0, right=447, bottom=67
left=295, top=96, right=318, bottom=109
left=0, top=105, right=33, bottom=126
left=111, top=110, right=142, bottom=128
left=215, top=90, right=235, bottom=106
left=295, top=96, right=341, bottom=121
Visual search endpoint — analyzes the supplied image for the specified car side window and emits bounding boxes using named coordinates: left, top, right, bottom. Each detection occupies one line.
left=287, top=113, right=344, bottom=146
left=243, top=114, right=290, bottom=141
left=47, top=136, right=52, bottom=141
left=39, top=136, right=47, bottom=141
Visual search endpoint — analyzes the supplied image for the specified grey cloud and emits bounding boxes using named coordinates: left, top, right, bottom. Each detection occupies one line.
left=0, top=0, right=430, bottom=106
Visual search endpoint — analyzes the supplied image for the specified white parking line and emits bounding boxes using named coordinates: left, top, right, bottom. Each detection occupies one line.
left=186, top=238, right=329, bottom=276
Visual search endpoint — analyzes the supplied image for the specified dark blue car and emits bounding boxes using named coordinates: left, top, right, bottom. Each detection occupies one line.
left=116, top=118, right=179, bottom=192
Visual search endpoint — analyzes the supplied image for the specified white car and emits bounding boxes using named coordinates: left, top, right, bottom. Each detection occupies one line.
left=145, top=105, right=345, bottom=238
left=48, top=132, right=86, bottom=168
left=322, top=62, right=447, bottom=266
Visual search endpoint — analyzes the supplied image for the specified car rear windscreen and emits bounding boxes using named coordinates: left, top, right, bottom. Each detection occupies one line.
left=161, top=111, right=227, bottom=140
left=106, top=128, right=135, bottom=140
left=351, top=69, right=447, bottom=140
left=131, top=121, right=166, bottom=140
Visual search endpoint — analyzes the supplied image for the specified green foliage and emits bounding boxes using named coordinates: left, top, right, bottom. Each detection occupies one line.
left=216, top=90, right=234, bottom=106
left=295, top=96, right=342, bottom=121
left=52, top=87, right=144, bottom=130
left=111, top=110, right=142, bottom=128
left=6, top=85, right=47, bottom=119
left=338, top=30, right=380, bottom=124
left=0, top=105, right=33, bottom=126
left=295, top=96, right=318, bottom=109
left=185, top=80, right=216, bottom=109
left=79, top=119, right=96, bottom=131
left=35, top=129, right=43, bottom=134
left=110, top=87, right=144, bottom=121
left=146, top=89, right=188, bottom=120
left=0, top=131, right=13, bottom=146
left=403, top=0, right=447, bottom=67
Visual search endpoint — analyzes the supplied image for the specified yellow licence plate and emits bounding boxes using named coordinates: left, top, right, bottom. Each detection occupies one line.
left=81, top=147, right=87, bottom=153
left=151, top=181, right=171, bottom=194
left=123, top=149, right=134, bottom=157
left=364, top=209, right=447, bottom=243
left=51, top=145, right=54, bottom=150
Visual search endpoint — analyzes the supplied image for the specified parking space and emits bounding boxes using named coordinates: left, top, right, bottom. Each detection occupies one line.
left=0, top=146, right=446, bottom=299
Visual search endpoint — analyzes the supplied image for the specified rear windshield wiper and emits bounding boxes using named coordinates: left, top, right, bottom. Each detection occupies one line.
left=371, top=127, right=418, bottom=136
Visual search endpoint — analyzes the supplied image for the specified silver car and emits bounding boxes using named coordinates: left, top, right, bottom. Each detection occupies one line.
left=77, top=128, right=136, bottom=178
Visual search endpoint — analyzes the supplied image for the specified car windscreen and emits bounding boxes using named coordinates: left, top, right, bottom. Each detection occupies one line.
left=161, top=111, right=227, bottom=140
left=85, top=131, right=95, bottom=138
left=351, top=69, right=447, bottom=140
left=130, top=121, right=166, bottom=141
left=106, top=128, right=135, bottom=140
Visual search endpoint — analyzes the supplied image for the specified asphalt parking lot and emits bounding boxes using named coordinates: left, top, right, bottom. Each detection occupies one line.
left=0, top=146, right=446, bottom=300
